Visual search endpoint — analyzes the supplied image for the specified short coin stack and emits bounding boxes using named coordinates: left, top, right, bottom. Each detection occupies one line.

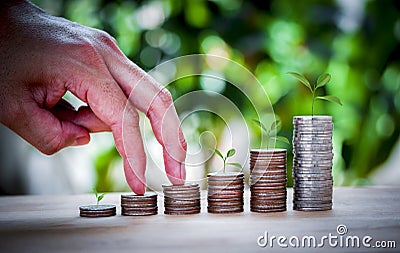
left=292, top=116, right=333, bottom=211
left=79, top=204, right=116, bottom=218
left=121, top=193, right=158, bottom=216
left=207, top=172, right=244, bottom=213
left=250, top=149, right=287, bottom=213
left=163, top=184, right=201, bottom=215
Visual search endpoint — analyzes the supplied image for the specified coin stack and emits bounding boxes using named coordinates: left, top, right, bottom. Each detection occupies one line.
left=163, top=184, right=201, bottom=215
left=292, top=116, right=333, bottom=211
left=121, top=193, right=158, bottom=216
left=207, top=172, right=244, bottom=213
left=249, top=149, right=287, bottom=213
left=79, top=204, right=116, bottom=218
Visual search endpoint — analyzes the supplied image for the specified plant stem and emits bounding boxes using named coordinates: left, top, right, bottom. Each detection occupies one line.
left=312, top=92, right=315, bottom=116
left=223, top=158, right=226, bottom=173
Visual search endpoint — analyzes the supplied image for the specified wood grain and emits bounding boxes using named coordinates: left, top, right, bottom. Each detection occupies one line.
left=0, top=187, right=399, bottom=252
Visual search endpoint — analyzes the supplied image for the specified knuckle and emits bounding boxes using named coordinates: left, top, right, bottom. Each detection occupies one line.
left=95, top=30, right=118, bottom=48
left=157, top=88, right=173, bottom=107
left=81, top=41, right=100, bottom=59
left=39, top=134, right=63, bottom=155
left=180, top=139, right=187, bottom=152
left=125, top=104, right=140, bottom=122
left=72, top=38, right=104, bottom=67
left=147, top=88, right=173, bottom=118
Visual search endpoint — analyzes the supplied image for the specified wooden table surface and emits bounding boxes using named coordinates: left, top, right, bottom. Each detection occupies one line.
left=0, top=187, right=399, bottom=252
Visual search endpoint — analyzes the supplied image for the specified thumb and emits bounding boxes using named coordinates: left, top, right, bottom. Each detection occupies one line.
left=9, top=104, right=90, bottom=155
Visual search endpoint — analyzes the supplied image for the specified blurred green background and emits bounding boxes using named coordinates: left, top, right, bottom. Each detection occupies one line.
left=31, top=0, right=400, bottom=191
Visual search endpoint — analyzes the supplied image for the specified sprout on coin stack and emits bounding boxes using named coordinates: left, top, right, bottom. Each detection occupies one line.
left=289, top=72, right=342, bottom=211
left=207, top=148, right=244, bottom=214
left=79, top=188, right=116, bottom=218
left=250, top=119, right=290, bottom=213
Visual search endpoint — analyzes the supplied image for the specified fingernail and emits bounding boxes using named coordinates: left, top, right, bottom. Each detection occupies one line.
left=72, top=136, right=89, bottom=146
left=180, top=163, right=186, bottom=183
left=133, top=181, right=146, bottom=195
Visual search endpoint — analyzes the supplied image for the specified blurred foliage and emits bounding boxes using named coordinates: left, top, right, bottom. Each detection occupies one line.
left=33, top=0, right=400, bottom=189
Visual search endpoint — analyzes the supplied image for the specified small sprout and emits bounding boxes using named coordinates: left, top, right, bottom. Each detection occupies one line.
left=253, top=118, right=290, bottom=149
left=288, top=72, right=342, bottom=116
left=93, top=188, right=105, bottom=206
left=211, top=148, right=242, bottom=173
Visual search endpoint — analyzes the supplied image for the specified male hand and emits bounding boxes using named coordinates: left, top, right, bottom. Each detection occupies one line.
left=0, top=0, right=187, bottom=194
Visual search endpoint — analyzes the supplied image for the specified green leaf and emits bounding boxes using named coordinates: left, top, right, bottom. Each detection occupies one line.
left=226, top=148, right=236, bottom=158
left=93, top=187, right=98, bottom=198
left=227, top=162, right=242, bottom=168
left=316, top=95, right=343, bottom=106
left=316, top=73, right=331, bottom=90
left=270, top=119, right=281, bottom=132
left=211, top=148, right=224, bottom=160
left=252, top=119, right=267, bottom=134
left=98, top=193, right=105, bottom=203
left=273, top=136, right=290, bottom=145
left=288, top=72, right=313, bottom=93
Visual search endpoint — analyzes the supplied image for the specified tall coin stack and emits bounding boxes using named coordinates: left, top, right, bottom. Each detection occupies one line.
left=207, top=172, right=244, bottom=213
left=163, top=184, right=201, bottom=215
left=292, top=116, right=333, bottom=211
left=250, top=149, right=287, bottom=213
left=121, top=193, right=158, bottom=216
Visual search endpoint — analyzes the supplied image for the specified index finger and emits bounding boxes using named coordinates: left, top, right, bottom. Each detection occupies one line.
left=104, top=53, right=187, bottom=185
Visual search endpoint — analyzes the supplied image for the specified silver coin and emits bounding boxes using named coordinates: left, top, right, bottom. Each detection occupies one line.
left=207, top=206, right=244, bottom=213
left=293, top=133, right=332, bottom=137
left=293, top=145, right=332, bottom=150
left=294, top=174, right=332, bottom=179
left=293, top=201, right=332, bottom=206
left=293, top=159, right=333, bottom=163
left=122, top=210, right=158, bottom=216
left=294, top=128, right=332, bottom=132
left=251, top=171, right=287, bottom=177
left=208, top=172, right=244, bottom=178
left=164, top=209, right=201, bottom=215
left=251, top=192, right=286, bottom=197
left=251, top=207, right=286, bottom=213
left=250, top=159, right=286, bottom=164
left=251, top=175, right=287, bottom=180
left=294, top=181, right=333, bottom=186
left=294, top=187, right=333, bottom=192
left=294, top=197, right=332, bottom=202
left=294, top=177, right=332, bottom=182
left=293, top=163, right=332, bottom=168
left=293, top=133, right=332, bottom=136
left=250, top=148, right=286, bottom=154
left=162, top=183, right=199, bottom=188
left=120, top=202, right=156, bottom=208
left=121, top=192, right=157, bottom=200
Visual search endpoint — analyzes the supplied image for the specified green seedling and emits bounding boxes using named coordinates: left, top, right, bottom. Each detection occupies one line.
left=288, top=72, right=342, bottom=116
left=211, top=148, right=242, bottom=173
left=93, top=188, right=105, bottom=206
left=253, top=118, right=290, bottom=148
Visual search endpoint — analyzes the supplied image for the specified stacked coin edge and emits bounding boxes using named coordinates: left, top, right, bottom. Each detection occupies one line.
left=121, top=193, right=158, bottom=216
left=250, top=149, right=287, bottom=213
left=207, top=172, right=244, bottom=213
left=292, top=116, right=333, bottom=211
left=79, top=204, right=116, bottom=218
left=163, top=183, right=201, bottom=215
